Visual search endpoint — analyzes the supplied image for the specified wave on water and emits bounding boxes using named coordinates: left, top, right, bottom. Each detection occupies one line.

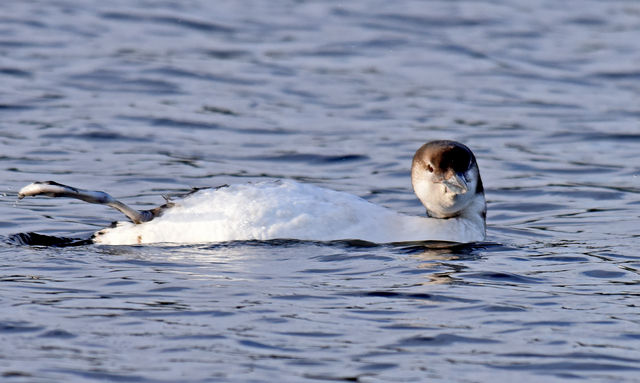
left=4, top=230, right=502, bottom=251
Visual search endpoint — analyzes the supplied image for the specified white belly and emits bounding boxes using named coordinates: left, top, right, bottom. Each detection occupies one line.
left=93, top=180, right=484, bottom=245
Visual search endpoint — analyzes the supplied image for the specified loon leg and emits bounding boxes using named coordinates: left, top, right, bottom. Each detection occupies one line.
left=18, top=181, right=155, bottom=224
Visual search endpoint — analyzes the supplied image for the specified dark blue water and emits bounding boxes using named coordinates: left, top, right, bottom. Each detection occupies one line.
left=1, top=1, right=639, bottom=382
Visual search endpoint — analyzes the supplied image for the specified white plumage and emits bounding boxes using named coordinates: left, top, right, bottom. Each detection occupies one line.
left=93, top=180, right=484, bottom=245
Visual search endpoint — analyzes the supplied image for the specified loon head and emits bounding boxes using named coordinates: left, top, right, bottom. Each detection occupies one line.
left=411, top=140, right=485, bottom=220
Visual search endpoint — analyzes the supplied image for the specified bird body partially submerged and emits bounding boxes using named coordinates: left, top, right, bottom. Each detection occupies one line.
left=17, top=141, right=486, bottom=245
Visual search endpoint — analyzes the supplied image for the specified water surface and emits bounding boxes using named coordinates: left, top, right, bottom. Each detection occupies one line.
left=1, top=1, right=639, bottom=382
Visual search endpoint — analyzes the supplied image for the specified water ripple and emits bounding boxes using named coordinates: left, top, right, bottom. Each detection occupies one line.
left=99, top=11, right=234, bottom=33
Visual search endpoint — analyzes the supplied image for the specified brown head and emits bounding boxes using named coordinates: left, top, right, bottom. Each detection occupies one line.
left=411, top=140, right=485, bottom=219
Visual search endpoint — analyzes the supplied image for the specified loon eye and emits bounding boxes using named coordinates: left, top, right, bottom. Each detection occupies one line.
left=426, top=164, right=434, bottom=173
